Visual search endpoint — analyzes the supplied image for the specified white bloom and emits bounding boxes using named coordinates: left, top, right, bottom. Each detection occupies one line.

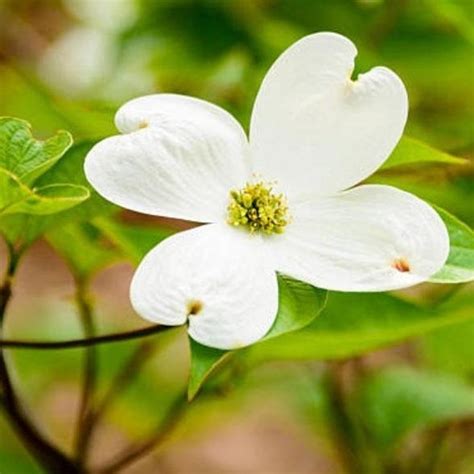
left=84, top=32, right=449, bottom=350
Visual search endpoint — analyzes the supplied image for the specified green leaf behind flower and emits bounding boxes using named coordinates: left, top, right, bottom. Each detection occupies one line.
left=381, top=136, right=467, bottom=169
left=188, top=276, right=327, bottom=401
left=246, top=290, right=474, bottom=364
left=96, top=218, right=175, bottom=264
left=264, top=275, right=328, bottom=340
left=430, top=206, right=474, bottom=283
left=188, top=339, right=230, bottom=401
left=47, top=222, right=119, bottom=281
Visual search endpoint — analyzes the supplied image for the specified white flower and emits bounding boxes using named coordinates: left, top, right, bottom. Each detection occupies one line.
left=84, top=32, right=449, bottom=350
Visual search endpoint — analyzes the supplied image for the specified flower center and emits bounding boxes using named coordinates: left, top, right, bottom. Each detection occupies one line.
left=227, top=181, right=289, bottom=234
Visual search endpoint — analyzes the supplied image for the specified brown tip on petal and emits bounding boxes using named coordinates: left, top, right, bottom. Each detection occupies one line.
left=138, top=120, right=148, bottom=129
left=392, top=257, right=411, bottom=273
left=187, top=299, right=203, bottom=316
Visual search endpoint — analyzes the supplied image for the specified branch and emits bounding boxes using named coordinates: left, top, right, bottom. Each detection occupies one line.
left=0, top=244, right=81, bottom=473
left=0, top=241, right=18, bottom=319
left=326, top=361, right=382, bottom=474
left=93, top=391, right=189, bottom=474
left=80, top=341, right=158, bottom=462
left=0, top=324, right=175, bottom=349
left=73, top=279, right=98, bottom=467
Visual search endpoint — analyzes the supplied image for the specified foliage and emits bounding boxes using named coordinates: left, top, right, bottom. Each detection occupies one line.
left=0, top=118, right=89, bottom=244
left=0, top=0, right=473, bottom=472
left=355, top=366, right=474, bottom=451
left=188, top=276, right=328, bottom=400
left=431, top=206, right=474, bottom=283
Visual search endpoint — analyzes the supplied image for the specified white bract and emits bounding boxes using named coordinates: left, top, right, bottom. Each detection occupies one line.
left=85, top=32, right=449, bottom=350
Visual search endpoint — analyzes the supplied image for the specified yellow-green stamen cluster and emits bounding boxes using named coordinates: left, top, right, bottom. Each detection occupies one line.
left=227, top=182, right=289, bottom=234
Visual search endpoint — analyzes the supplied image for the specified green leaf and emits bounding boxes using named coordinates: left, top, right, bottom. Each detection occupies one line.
left=0, top=141, right=114, bottom=246
left=430, top=206, right=474, bottom=283
left=188, top=339, right=231, bottom=401
left=95, top=218, right=175, bottom=264
left=188, top=276, right=327, bottom=400
left=48, top=216, right=175, bottom=281
left=0, top=117, right=86, bottom=222
left=0, top=116, right=72, bottom=184
left=0, top=168, right=89, bottom=216
left=265, top=275, right=328, bottom=340
left=355, top=367, right=474, bottom=451
left=381, top=136, right=466, bottom=170
left=420, top=318, right=474, bottom=380
left=246, top=291, right=474, bottom=364
left=47, top=222, right=119, bottom=280
left=33, top=141, right=114, bottom=220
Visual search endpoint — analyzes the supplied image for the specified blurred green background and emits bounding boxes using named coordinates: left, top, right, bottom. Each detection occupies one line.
left=0, top=1, right=473, bottom=473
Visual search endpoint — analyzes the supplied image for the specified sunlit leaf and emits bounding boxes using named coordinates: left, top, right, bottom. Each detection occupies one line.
left=33, top=141, right=114, bottom=220
left=370, top=171, right=474, bottom=228
left=0, top=141, right=114, bottom=246
left=0, top=169, right=89, bottom=217
left=0, top=117, right=86, bottom=221
left=0, top=116, right=73, bottom=184
left=381, top=136, right=466, bottom=170
left=430, top=206, right=474, bottom=283
left=246, top=291, right=474, bottom=364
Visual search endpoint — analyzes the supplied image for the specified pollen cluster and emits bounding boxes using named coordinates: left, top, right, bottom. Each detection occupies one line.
left=227, top=182, right=289, bottom=234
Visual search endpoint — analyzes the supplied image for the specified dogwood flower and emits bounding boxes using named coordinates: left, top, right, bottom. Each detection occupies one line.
left=84, top=32, right=449, bottom=350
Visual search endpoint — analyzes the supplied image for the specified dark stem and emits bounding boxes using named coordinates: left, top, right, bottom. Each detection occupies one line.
left=0, top=244, right=81, bottom=473
left=326, top=362, right=359, bottom=473
left=93, top=391, right=189, bottom=474
left=74, top=279, right=98, bottom=467
left=418, top=422, right=456, bottom=474
left=325, top=361, right=381, bottom=474
left=0, top=242, right=18, bottom=319
left=0, top=324, right=174, bottom=349
left=80, top=341, right=158, bottom=462
left=0, top=356, right=81, bottom=473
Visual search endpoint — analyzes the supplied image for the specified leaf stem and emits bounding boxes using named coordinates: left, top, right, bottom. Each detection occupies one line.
left=80, top=341, right=158, bottom=462
left=93, top=391, right=189, bottom=474
left=0, top=324, right=175, bottom=349
left=73, top=278, right=98, bottom=467
left=326, top=361, right=382, bottom=474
